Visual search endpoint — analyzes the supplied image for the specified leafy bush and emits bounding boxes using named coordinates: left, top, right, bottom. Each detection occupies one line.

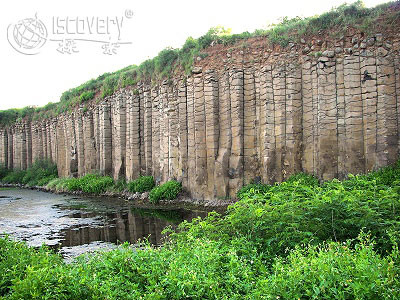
left=1, top=170, right=26, bottom=184
left=253, top=235, right=400, bottom=299
left=0, top=164, right=10, bottom=180
left=79, top=174, right=114, bottom=194
left=149, top=180, right=182, bottom=204
left=236, top=183, right=271, bottom=200
left=21, top=159, right=58, bottom=186
left=79, top=90, right=95, bottom=103
left=128, top=176, right=155, bottom=193
left=184, top=163, right=400, bottom=259
left=36, top=175, right=57, bottom=187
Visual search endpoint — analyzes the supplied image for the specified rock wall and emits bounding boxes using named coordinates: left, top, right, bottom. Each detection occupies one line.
left=1, top=31, right=400, bottom=201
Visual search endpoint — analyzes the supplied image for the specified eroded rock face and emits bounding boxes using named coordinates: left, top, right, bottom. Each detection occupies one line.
left=1, top=32, right=400, bottom=202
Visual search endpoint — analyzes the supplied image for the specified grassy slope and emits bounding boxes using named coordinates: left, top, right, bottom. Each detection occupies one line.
left=0, top=1, right=399, bottom=125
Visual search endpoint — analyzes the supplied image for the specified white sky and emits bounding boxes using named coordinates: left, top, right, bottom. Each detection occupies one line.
left=0, top=0, right=388, bottom=110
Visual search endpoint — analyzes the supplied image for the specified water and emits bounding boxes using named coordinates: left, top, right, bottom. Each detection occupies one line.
left=0, top=188, right=208, bottom=259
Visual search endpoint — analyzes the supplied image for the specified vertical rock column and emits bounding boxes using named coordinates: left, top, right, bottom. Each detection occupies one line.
left=214, top=72, right=231, bottom=198
left=143, top=86, right=153, bottom=175
left=376, top=47, right=398, bottom=167
left=204, top=70, right=219, bottom=198
left=126, top=91, right=141, bottom=180
left=151, top=88, right=161, bottom=182
left=285, top=63, right=303, bottom=178
left=56, top=118, right=67, bottom=177
left=243, top=68, right=260, bottom=184
left=75, top=112, right=85, bottom=176
left=7, top=128, right=13, bottom=169
left=259, top=65, right=276, bottom=183
left=83, top=111, right=97, bottom=174
left=112, top=94, right=126, bottom=179
left=193, top=70, right=207, bottom=199
left=159, top=82, right=170, bottom=182
left=25, top=122, right=32, bottom=168
left=302, top=59, right=315, bottom=175
left=99, top=103, right=112, bottom=176
left=395, top=48, right=400, bottom=157
left=272, top=63, right=286, bottom=182
left=228, top=69, right=244, bottom=198
left=177, top=81, right=188, bottom=188
left=360, top=48, right=378, bottom=172
left=21, top=125, right=27, bottom=170
left=336, top=57, right=346, bottom=177
left=168, top=84, right=179, bottom=180
left=93, top=107, right=101, bottom=171
left=317, top=53, right=338, bottom=180
left=186, top=77, right=196, bottom=196
left=344, top=51, right=365, bottom=174
left=0, top=130, right=7, bottom=166
left=138, top=86, right=145, bottom=175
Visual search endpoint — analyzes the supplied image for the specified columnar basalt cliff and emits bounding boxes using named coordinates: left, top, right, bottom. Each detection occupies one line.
left=1, top=30, right=400, bottom=201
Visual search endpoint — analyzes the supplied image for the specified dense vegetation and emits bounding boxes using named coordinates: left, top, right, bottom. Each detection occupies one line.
left=1, top=1, right=398, bottom=125
left=0, top=160, right=57, bottom=187
left=128, top=176, right=155, bottom=193
left=1, top=161, right=399, bottom=299
left=149, top=180, right=182, bottom=204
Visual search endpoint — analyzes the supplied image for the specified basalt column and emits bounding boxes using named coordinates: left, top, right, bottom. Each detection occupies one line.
left=99, top=103, right=112, bottom=176
left=228, top=69, right=244, bottom=198
left=111, top=94, right=127, bottom=179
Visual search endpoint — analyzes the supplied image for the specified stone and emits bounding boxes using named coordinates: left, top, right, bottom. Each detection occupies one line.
left=191, top=66, right=202, bottom=74
left=377, top=47, right=388, bottom=57
left=335, top=47, right=343, bottom=54
left=322, top=50, right=335, bottom=58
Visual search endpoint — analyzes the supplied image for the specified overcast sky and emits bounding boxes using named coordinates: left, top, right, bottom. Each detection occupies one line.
left=0, top=0, right=387, bottom=110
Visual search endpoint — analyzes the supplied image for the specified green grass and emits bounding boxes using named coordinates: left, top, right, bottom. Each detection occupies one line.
left=1, top=1, right=398, bottom=126
left=149, top=180, right=182, bottom=204
left=127, top=176, right=155, bottom=193
left=46, top=174, right=114, bottom=195
left=1, top=161, right=400, bottom=299
left=0, top=160, right=58, bottom=187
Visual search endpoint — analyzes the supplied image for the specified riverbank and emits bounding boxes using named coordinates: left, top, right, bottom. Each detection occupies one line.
left=0, top=182, right=234, bottom=210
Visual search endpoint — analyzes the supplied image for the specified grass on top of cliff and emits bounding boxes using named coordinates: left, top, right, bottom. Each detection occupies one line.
left=1, top=161, right=400, bottom=299
left=0, top=0, right=399, bottom=126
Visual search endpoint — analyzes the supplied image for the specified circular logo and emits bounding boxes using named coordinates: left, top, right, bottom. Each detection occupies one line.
left=7, top=15, right=48, bottom=55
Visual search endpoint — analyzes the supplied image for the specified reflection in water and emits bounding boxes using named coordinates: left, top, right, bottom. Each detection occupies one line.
left=0, top=188, right=211, bottom=259
left=60, top=209, right=206, bottom=248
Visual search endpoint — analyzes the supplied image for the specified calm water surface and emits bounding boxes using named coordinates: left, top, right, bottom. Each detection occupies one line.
left=0, top=188, right=207, bottom=259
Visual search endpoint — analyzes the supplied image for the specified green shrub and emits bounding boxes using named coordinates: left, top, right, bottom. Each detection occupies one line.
left=46, top=178, right=63, bottom=189
left=1, top=170, right=26, bottom=184
left=128, top=176, right=155, bottom=193
left=253, top=236, right=399, bottom=300
left=37, top=175, right=57, bottom=186
left=186, top=162, right=400, bottom=259
left=149, top=180, right=182, bottom=204
left=236, top=183, right=271, bottom=199
left=0, top=164, right=10, bottom=180
left=79, top=174, right=114, bottom=194
left=79, top=90, right=95, bottom=103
